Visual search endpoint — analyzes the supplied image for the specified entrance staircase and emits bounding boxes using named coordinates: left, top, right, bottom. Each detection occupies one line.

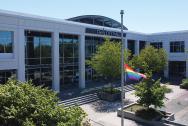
left=59, top=84, right=135, bottom=107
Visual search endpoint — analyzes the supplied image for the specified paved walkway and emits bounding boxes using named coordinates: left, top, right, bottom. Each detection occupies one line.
left=126, top=84, right=188, bottom=125
left=81, top=84, right=188, bottom=126
left=81, top=98, right=145, bottom=126
left=60, top=80, right=188, bottom=126
left=59, top=81, right=135, bottom=107
left=162, top=85, right=188, bottom=125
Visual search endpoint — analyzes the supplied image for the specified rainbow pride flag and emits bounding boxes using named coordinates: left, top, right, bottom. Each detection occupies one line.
left=124, top=64, right=146, bottom=81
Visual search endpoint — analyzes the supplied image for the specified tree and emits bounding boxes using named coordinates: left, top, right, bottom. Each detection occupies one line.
left=87, top=38, right=129, bottom=83
left=134, top=77, right=166, bottom=109
left=0, top=79, right=86, bottom=126
left=130, top=45, right=167, bottom=74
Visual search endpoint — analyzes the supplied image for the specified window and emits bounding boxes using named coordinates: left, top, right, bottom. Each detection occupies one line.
left=170, top=41, right=184, bottom=53
left=59, top=34, right=79, bottom=88
left=150, top=42, right=163, bottom=49
left=0, top=31, right=13, bottom=53
left=139, top=41, right=146, bottom=52
left=0, top=70, right=16, bottom=84
left=25, top=31, right=52, bottom=87
left=128, top=40, right=135, bottom=55
left=169, top=61, right=186, bottom=77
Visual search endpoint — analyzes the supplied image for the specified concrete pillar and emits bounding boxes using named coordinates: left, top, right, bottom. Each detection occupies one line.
left=185, top=40, right=188, bottom=78
left=124, top=38, right=128, bottom=49
left=79, top=34, right=85, bottom=89
left=52, top=31, right=60, bottom=92
left=17, top=28, right=25, bottom=81
left=135, top=40, right=140, bottom=55
left=164, top=62, right=169, bottom=78
left=163, top=41, right=169, bottom=78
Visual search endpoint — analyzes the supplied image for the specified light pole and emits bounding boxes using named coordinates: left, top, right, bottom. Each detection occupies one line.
left=120, top=10, right=125, bottom=126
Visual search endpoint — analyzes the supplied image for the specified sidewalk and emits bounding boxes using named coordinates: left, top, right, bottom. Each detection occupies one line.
left=81, top=84, right=188, bottom=126
left=162, top=85, right=188, bottom=125
left=126, top=84, right=188, bottom=125
left=81, top=99, right=145, bottom=126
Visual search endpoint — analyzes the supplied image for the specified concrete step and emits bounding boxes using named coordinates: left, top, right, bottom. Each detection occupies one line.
left=60, top=84, right=135, bottom=107
left=59, top=93, right=99, bottom=107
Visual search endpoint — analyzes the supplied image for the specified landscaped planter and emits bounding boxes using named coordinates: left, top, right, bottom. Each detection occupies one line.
left=180, top=79, right=188, bottom=89
left=97, top=90, right=122, bottom=102
left=180, top=84, right=188, bottom=89
left=117, top=103, right=174, bottom=126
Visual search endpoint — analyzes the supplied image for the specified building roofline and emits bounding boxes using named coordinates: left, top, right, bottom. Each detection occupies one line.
left=68, top=15, right=128, bottom=30
left=148, top=30, right=188, bottom=35
left=0, top=9, right=187, bottom=36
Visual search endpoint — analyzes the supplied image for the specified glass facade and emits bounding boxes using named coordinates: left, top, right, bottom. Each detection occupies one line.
left=170, top=41, right=184, bottom=53
left=85, top=36, right=104, bottom=81
left=139, top=41, right=146, bottom=52
left=85, top=36, right=121, bottom=81
left=128, top=40, right=135, bottom=56
left=150, top=42, right=163, bottom=49
left=59, top=34, right=79, bottom=88
left=0, top=70, right=16, bottom=84
left=25, top=31, right=52, bottom=87
left=169, top=61, right=186, bottom=78
left=0, top=31, right=13, bottom=53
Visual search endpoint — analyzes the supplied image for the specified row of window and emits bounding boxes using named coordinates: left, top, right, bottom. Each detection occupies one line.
left=150, top=41, right=185, bottom=53
left=0, top=31, right=187, bottom=54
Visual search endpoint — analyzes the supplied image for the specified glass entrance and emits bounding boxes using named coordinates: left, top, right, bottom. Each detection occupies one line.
left=169, top=61, right=186, bottom=78
left=85, top=36, right=104, bottom=82
left=25, top=31, right=52, bottom=88
left=59, top=34, right=79, bottom=89
left=85, top=68, right=92, bottom=81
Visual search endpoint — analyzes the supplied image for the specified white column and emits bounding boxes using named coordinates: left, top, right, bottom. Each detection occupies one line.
left=124, top=38, right=128, bottom=49
left=79, top=34, right=85, bottom=89
left=52, top=31, right=60, bottom=92
left=164, top=62, right=169, bottom=78
left=135, top=40, right=140, bottom=55
left=163, top=41, right=169, bottom=78
left=17, top=28, right=25, bottom=81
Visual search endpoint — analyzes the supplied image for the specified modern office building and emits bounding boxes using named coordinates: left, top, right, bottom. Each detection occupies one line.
left=0, top=10, right=188, bottom=92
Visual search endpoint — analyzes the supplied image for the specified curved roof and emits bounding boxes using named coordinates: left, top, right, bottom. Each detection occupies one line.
left=67, top=15, right=128, bottom=30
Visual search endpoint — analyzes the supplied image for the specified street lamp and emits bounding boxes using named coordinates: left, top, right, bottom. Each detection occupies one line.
left=120, top=10, right=125, bottom=126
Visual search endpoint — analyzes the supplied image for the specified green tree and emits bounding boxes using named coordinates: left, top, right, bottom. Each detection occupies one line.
left=0, top=79, right=86, bottom=126
left=134, top=77, right=166, bottom=109
left=87, top=38, right=129, bottom=83
left=130, top=45, right=167, bottom=74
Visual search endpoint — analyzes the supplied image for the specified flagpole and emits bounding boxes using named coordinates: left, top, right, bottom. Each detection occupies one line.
left=120, top=10, right=125, bottom=126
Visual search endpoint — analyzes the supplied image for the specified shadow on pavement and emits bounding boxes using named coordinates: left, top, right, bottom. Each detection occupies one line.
left=91, top=99, right=133, bottom=113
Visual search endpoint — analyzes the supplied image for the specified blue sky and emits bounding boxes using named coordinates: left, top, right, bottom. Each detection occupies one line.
left=0, top=0, right=188, bottom=33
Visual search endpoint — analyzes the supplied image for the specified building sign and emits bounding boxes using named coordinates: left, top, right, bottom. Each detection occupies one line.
left=85, top=28, right=126, bottom=37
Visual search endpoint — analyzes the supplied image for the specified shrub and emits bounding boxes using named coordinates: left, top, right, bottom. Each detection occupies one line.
left=180, top=79, right=188, bottom=89
left=0, top=79, right=86, bottom=126
left=134, top=78, right=166, bottom=109
left=101, top=87, right=121, bottom=94
left=135, top=108, right=164, bottom=120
